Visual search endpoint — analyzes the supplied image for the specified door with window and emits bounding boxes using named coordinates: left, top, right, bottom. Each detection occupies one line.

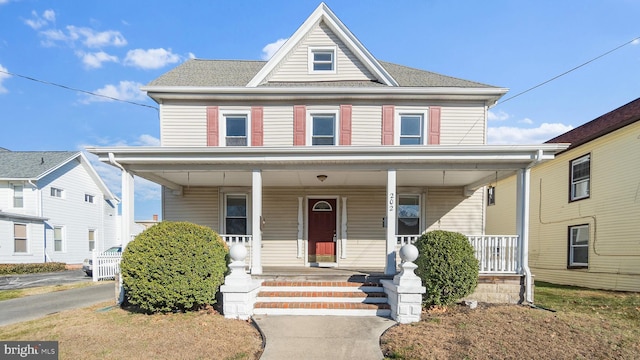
left=308, top=199, right=337, bottom=263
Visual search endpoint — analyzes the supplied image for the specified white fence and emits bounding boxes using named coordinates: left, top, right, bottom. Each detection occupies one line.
left=395, top=234, right=520, bottom=274
left=220, top=234, right=252, bottom=269
left=91, top=251, right=122, bottom=281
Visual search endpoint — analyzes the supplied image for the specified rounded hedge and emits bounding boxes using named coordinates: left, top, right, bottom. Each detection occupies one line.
left=120, top=221, right=229, bottom=313
left=414, top=230, right=479, bottom=307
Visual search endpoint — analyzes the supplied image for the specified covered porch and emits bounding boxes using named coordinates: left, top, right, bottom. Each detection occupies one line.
left=88, top=144, right=568, bottom=304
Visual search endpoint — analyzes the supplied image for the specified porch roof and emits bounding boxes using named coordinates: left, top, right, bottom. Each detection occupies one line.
left=87, top=144, right=569, bottom=191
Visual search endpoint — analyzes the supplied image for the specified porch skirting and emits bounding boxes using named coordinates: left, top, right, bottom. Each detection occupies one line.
left=464, top=275, right=526, bottom=304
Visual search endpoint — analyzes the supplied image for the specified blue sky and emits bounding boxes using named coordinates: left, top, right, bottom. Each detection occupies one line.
left=1, top=0, right=639, bottom=220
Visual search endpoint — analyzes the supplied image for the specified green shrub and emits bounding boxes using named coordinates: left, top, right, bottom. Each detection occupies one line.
left=120, top=221, right=229, bottom=313
left=414, top=230, right=479, bottom=307
left=0, top=262, right=67, bottom=275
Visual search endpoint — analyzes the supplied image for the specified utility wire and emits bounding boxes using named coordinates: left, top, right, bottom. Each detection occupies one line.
left=0, top=68, right=158, bottom=111
left=498, top=36, right=640, bottom=105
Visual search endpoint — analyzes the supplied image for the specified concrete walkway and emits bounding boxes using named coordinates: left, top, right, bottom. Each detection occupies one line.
left=0, top=283, right=115, bottom=327
left=253, top=315, right=396, bottom=360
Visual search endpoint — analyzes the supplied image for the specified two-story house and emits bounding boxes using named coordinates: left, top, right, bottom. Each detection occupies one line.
left=88, top=3, right=567, bottom=304
left=487, top=98, right=640, bottom=292
left=0, top=149, right=119, bottom=265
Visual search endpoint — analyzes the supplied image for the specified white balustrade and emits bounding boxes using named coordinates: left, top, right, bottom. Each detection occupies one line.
left=220, top=234, right=253, bottom=270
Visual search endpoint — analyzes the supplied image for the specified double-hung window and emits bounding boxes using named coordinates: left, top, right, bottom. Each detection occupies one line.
left=570, top=154, right=590, bottom=201
left=311, top=113, right=337, bottom=145
left=54, top=226, right=63, bottom=252
left=308, top=47, right=336, bottom=73
left=224, top=115, right=248, bottom=146
left=88, top=229, right=96, bottom=251
left=13, top=184, right=24, bottom=208
left=14, top=223, right=27, bottom=253
left=85, top=194, right=95, bottom=203
left=225, top=195, right=247, bottom=235
left=399, top=114, right=424, bottom=145
left=568, top=224, right=589, bottom=267
left=397, top=195, right=420, bottom=235
left=50, top=187, right=63, bottom=198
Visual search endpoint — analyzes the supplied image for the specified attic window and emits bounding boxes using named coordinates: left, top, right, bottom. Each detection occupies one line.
left=308, top=47, right=336, bottom=73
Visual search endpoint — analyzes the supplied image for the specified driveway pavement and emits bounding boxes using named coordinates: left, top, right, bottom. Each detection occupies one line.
left=0, top=269, right=90, bottom=290
left=0, top=283, right=115, bottom=327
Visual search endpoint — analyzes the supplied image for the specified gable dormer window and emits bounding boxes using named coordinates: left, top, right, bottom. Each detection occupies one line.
left=308, top=46, right=336, bottom=73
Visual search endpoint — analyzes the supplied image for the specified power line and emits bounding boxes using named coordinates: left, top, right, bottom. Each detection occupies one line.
left=498, top=36, right=640, bottom=105
left=0, top=69, right=158, bottom=111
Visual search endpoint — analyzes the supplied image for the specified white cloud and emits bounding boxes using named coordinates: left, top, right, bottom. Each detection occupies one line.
left=81, top=81, right=146, bottom=104
left=0, top=0, right=11, bottom=5
left=66, top=26, right=127, bottom=48
left=136, top=134, right=161, bottom=146
left=188, top=52, right=196, bottom=59
left=632, top=38, right=640, bottom=45
left=0, top=64, right=10, bottom=93
left=77, top=50, right=118, bottom=69
left=261, top=38, right=287, bottom=60
left=519, top=118, right=534, bottom=125
left=24, top=9, right=55, bottom=30
left=488, top=123, right=573, bottom=145
left=487, top=110, right=510, bottom=122
left=123, top=48, right=181, bottom=69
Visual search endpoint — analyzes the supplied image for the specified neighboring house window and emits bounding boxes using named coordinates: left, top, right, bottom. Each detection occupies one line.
left=54, top=226, right=63, bottom=252
left=310, top=113, right=337, bottom=145
left=224, top=114, right=249, bottom=146
left=487, top=186, right=496, bottom=206
left=13, top=184, right=24, bottom=208
left=50, top=187, right=63, bottom=198
left=308, top=47, right=336, bottom=73
left=225, top=195, right=247, bottom=235
left=397, top=195, right=420, bottom=235
left=395, top=109, right=429, bottom=145
left=570, top=154, right=590, bottom=201
left=568, top=224, right=589, bottom=267
left=14, top=223, right=27, bottom=253
left=85, top=194, right=95, bottom=203
left=88, top=229, right=96, bottom=251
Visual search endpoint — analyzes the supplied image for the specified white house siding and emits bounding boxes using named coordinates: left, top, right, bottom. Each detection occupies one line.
left=425, top=187, right=485, bottom=235
left=0, top=220, right=45, bottom=263
left=163, top=187, right=220, bottom=230
left=0, top=181, right=39, bottom=217
left=268, top=21, right=376, bottom=83
left=40, top=160, right=108, bottom=264
left=263, top=106, right=294, bottom=146
left=351, top=105, right=382, bottom=145
left=439, top=103, right=486, bottom=145
left=160, top=104, right=207, bottom=146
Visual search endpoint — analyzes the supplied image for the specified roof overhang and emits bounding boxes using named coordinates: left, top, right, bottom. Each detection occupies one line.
left=0, top=210, right=48, bottom=222
left=140, top=86, right=509, bottom=107
left=87, top=144, right=568, bottom=193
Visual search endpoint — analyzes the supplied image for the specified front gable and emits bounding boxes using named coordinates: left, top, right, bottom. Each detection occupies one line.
left=247, top=3, right=397, bottom=87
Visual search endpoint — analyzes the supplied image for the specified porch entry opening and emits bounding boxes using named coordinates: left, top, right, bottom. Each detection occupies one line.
left=308, top=199, right=337, bottom=263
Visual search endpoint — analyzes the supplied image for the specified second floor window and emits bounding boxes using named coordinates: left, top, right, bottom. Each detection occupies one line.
left=13, top=185, right=24, bottom=208
left=399, top=114, right=424, bottom=145
left=50, top=187, right=63, bottom=198
left=311, top=114, right=336, bottom=145
left=85, top=194, right=95, bottom=203
left=570, top=154, right=590, bottom=201
left=225, top=115, right=248, bottom=146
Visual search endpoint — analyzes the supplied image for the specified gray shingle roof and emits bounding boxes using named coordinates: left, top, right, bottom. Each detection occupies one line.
left=0, top=151, right=79, bottom=179
left=146, top=59, right=497, bottom=88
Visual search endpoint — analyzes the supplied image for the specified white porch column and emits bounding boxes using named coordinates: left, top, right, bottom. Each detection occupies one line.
left=385, top=169, right=397, bottom=275
left=516, top=167, right=533, bottom=303
left=121, top=169, right=134, bottom=249
left=251, top=169, right=263, bottom=274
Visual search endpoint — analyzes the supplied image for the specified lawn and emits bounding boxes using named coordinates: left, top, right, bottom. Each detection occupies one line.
left=381, top=281, right=640, bottom=359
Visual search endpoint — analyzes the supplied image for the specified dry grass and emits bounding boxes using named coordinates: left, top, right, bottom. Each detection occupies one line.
left=381, top=283, right=640, bottom=359
left=0, top=302, right=263, bottom=360
left=0, top=281, right=100, bottom=301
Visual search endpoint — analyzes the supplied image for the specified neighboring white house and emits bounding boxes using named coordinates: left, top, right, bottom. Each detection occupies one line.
left=88, top=3, right=568, bottom=303
left=0, top=149, right=119, bottom=265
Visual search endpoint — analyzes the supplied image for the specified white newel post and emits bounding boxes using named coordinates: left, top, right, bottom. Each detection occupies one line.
left=251, top=169, right=263, bottom=274
left=381, top=244, right=426, bottom=323
left=221, top=244, right=263, bottom=320
left=385, top=169, right=397, bottom=275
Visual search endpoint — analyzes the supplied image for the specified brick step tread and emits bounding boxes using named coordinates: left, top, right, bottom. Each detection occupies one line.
left=257, top=291, right=386, bottom=298
left=261, top=281, right=383, bottom=287
left=254, top=302, right=391, bottom=310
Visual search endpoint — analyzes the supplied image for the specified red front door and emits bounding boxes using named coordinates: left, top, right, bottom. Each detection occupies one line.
left=308, top=199, right=337, bottom=263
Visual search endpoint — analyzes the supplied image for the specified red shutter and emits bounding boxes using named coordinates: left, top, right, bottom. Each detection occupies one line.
left=381, top=105, right=395, bottom=145
left=251, top=106, right=264, bottom=146
left=206, top=106, right=219, bottom=146
left=293, top=105, right=306, bottom=146
left=340, top=104, right=352, bottom=145
left=428, top=106, right=441, bottom=145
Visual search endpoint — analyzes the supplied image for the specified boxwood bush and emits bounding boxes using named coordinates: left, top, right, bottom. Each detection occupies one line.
left=414, top=230, right=479, bottom=307
left=120, top=221, right=229, bottom=313
left=0, top=262, right=66, bottom=275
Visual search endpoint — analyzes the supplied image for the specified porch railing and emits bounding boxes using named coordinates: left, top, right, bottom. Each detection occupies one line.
left=395, top=234, right=520, bottom=274
left=220, top=234, right=252, bottom=269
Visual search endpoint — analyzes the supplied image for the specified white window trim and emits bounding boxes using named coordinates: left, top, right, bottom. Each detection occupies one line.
left=394, top=107, right=429, bottom=145
left=88, top=228, right=96, bottom=252
left=219, top=110, right=251, bottom=147
left=84, top=193, right=95, bottom=204
left=570, top=154, right=590, bottom=201
left=53, top=226, right=65, bottom=252
left=308, top=46, right=337, bottom=74
left=50, top=187, right=64, bottom=199
left=569, top=224, right=589, bottom=267
left=222, top=192, right=252, bottom=235
left=14, top=222, right=29, bottom=254
left=306, top=109, right=340, bottom=146
left=12, top=183, right=24, bottom=208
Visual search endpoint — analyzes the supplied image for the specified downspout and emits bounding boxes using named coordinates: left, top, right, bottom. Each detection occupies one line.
left=522, top=149, right=544, bottom=305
